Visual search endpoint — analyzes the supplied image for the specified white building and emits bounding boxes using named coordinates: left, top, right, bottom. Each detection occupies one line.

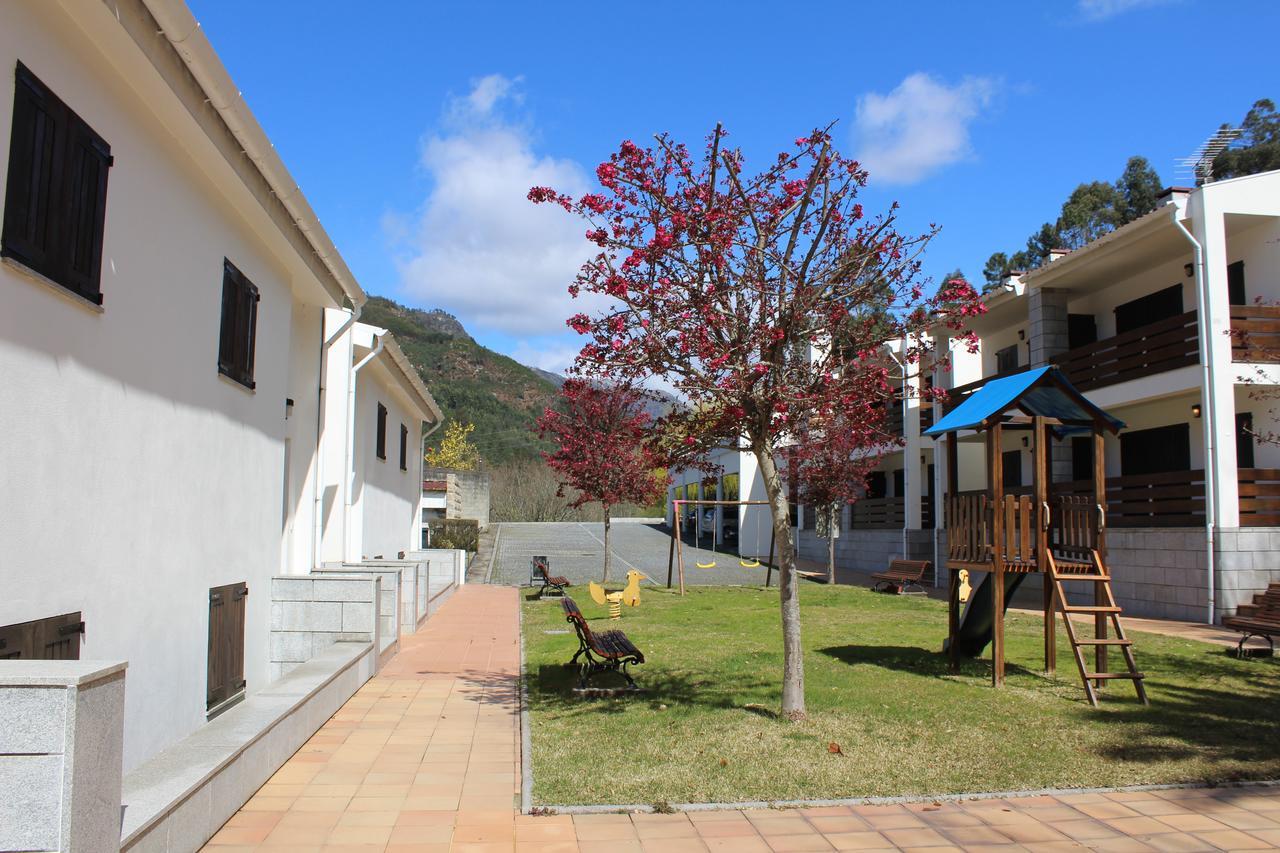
left=670, top=172, right=1280, bottom=623
left=0, top=0, right=438, bottom=779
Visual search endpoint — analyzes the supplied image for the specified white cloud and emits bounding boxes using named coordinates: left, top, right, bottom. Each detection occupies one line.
left=1077, top=0, right=1173, bottom=21
left=391, top=75, right=597, bottom=336
left=510, top=339, right=580, bottom=376
left=854, top=73, right=998, bottom=185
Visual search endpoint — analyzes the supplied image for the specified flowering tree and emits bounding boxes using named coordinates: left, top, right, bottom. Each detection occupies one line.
left=536, top=379, right=668, bottom=581
left=530, top=127, right=982, bottom=718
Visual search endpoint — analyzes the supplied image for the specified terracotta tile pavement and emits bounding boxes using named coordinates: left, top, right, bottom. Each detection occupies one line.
left=204, top=584, right=1280, bottom=852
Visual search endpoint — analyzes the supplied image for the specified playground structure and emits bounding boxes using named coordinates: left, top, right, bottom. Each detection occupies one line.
left=925, top=366, right=1148, bottom=706
left=589, top=570, right=644, bottom=618
left=667, top=499, right=776, bottom=595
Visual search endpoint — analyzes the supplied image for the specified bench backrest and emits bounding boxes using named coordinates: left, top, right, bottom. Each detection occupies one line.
left=561, top=596, right=595, bottom=646
left=531, top=556, right=550, bottom=581
left=888, top=559, right=930, bottom=577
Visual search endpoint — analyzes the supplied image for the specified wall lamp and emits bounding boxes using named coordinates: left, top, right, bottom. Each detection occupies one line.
left=285, top=397, right=295, bottom=419
left=1192, top=403, right=1202, bottom=418
left=1184, top=263, right=1195, bottom=278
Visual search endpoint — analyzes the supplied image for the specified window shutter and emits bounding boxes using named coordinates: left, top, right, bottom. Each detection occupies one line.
left=0, top=612, right=83, bottom=660
left=399, top=423, right=408, bottom=470
left=2, top=64, right=61, bottom=276
left=59, top=114, right=111, bottom=303
left=218, top=260, right=258, bottom=389
left=376, top=403, right=388, bottom=460
left=207, top=582, right=247, bottom=713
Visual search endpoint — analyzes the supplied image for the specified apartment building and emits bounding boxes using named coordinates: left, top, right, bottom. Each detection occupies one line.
left=806, top=171, right=1280, bottom=623
left=0, top=0, right=439, bottom=781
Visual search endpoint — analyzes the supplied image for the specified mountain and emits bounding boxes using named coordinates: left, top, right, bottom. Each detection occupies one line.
left=360, top=296, right=558, bottom=464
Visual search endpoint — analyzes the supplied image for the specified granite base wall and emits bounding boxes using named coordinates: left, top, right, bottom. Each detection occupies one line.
left=269, top=575, right=380, bottom=681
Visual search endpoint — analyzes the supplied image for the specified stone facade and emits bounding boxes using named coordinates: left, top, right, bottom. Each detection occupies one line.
left=424, top=466, right=491, bottom=528
left=269, top=575, right=380, bottom=681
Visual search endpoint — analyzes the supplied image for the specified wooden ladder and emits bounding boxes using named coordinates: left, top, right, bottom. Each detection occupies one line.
left=1046, top=551, right=1148, bottom=707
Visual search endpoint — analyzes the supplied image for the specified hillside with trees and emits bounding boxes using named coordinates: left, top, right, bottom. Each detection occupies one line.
left=359, top=296, right=557, bottom=464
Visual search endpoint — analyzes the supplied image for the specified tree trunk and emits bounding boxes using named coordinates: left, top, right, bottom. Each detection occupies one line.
left=602, top=508, right=612, bottom=583
left=828, top=526, right=836, bottom=586
left=753, top=441, right=806, bottom=720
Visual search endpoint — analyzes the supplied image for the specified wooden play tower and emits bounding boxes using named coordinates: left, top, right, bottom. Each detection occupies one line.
left=925, top=367, right=1148, bottom=706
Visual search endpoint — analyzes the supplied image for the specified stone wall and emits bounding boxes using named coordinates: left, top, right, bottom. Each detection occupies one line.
left=424, top=466, right=490, bottom=528
left=797, top=527, right=935, bottom=579
left=269, top=575, right=380, bottom=681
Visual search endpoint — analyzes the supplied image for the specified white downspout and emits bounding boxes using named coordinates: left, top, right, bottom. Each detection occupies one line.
left=1173, top=211, right=1217, bottom=624
left=344, top=332, right=384, bottom=562
left=312, top=304, right=361, bottom=569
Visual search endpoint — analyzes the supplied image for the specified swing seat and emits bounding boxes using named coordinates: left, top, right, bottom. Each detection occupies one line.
left=739, top=558, right=761, bottom=568
left=695, top=561, right=717, bottom=569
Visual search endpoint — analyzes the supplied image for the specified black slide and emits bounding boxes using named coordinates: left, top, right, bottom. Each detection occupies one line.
left=943, top=571, right=1028, bottom=658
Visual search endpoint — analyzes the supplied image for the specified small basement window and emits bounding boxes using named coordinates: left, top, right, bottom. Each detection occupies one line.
left=399, top=423, right=409, bottom=470
left=0, top=611, right=84, bottom=660
left=2, top=62, right=112, bottom=304
left=217, top=259, right=259, bottom=389
left=376, top=403, right=388, bottom=460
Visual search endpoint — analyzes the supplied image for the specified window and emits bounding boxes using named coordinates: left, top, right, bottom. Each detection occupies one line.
left=1228, top=261, right=1246, bottom=306
left=721, top=472, right=740, bottom=502
left=1071, top=436, right=1094, bottom=483
left=1120, top=423, right=1190, bottom=477
left=217, top=259, right=258, bottom=388
left=1002, top=450, right=1022, bottom=488
left=1068, top=314, right=1097, bottom=350
left=399, top=423, right=409, bottom=471
left=995, top=344, right=1019, bottom=374
left=1238, top=412, right=1255, bottom=468
left=865, top=470, right=887, bottom=499
left=0, top=611, right=83, bottom=660
left=2, top=62, right=112, bottom=304
left=376, top=403, right=388, bottom=460
left=892, top=468, right=905, bottom=497
left=207, top=582, right=247, bottom=716
left=1114, top=284, right=1182, bottom=336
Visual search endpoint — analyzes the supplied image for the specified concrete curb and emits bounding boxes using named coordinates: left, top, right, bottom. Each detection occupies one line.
left=533, top=778, right=1280, bottom=815
left=518, top=592, right=533, bottom=815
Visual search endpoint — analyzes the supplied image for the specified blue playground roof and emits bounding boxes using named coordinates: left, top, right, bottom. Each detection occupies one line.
left=923, top=366, right=1124, bottom=436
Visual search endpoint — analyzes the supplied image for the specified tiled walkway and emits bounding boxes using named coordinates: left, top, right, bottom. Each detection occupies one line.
left=205, top=584, right=1280, bottom=852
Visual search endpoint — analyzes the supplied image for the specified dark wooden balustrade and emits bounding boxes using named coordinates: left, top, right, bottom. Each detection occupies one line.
left=1230, top=305, right=1280, bottom=363
left=1053, top=310, right=1199, bottom=392
left=1238, top=468, right=1280, bottom=526
left=848, top=495, right=935, bottom=530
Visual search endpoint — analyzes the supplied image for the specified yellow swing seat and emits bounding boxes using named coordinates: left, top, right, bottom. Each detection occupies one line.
left=739, top=558, right=761, bottom=568
left=695, top=561, right=717, bottom=569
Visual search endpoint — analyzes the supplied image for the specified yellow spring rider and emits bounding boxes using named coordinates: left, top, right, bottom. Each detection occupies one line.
left=589, top=570, right=643, bottom=619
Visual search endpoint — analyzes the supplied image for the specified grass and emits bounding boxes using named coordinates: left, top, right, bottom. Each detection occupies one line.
left=522, top=584, right=1280, bottom=806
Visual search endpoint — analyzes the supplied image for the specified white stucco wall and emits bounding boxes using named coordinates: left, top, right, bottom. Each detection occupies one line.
left=0, top=3, right=338, bottom=771
left=351, top=358, right=424, bottom=560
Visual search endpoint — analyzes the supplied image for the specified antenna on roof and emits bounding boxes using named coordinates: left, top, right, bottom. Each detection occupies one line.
left=1174, top=126, right=1242, bottom=186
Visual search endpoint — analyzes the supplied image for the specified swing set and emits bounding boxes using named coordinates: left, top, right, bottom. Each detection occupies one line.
left=666, top=499, right=776, bottom=595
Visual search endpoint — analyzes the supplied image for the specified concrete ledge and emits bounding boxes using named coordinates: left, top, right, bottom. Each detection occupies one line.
left=120, top=641, right=375, bottom=852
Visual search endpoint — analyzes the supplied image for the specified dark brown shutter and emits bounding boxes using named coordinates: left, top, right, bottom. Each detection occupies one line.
left=376, top=403, right=388, bottom=459
left=3, top=63, right=62, bottom=278
left=2, top=62, right=111, bottom=303
left=399, top=423, right=408, bottom=470
left=218, top=260, right=259, bottom=389
left=207, top=582, right=247, bottom=712
left=0, top=612, right=83, bottom=660
left=60, top=111, right=110, bottom=301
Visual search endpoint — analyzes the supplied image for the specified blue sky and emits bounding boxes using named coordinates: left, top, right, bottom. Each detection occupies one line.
left=188, top=0, right=1274, bottom=374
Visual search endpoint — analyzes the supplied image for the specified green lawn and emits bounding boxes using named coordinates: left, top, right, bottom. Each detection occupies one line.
left=522, top=584, right=1280, bottom=806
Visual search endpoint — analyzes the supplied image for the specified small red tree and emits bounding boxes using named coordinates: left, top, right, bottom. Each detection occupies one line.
left=530, top=127, right=981, bottom=718
left=788, top=410, right=889, bottom=585
left=536, top=379, right=668, bottom=581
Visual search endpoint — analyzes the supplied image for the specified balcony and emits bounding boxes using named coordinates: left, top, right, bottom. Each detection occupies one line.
left=1053, top=310, right=1199, bottom=392
left=849, top=496, right=935, bottom=530
left=947, top=468, right=1280, bottom=529
left=1230, top=305, right=1280, bottom=363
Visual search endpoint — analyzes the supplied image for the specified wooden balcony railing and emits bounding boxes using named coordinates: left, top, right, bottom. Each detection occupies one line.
left=1230, top=305, right=1280, bottom=363
left=942, top=368, right=1029, bottom=414
left=1238, top=468, right=1280, bottom=526
left=848, top=496, right=935, bottom=529
left=1053, top=310, right=1199, bottom=392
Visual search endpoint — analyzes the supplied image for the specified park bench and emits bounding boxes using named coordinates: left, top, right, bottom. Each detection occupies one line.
left=531, top=556, right=570, bottom=598
left=870, top=558, right=931, bottom=595
left=562, top=596, right=644, bottom=690
left=1223, top=582, right=1280, bottom=657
